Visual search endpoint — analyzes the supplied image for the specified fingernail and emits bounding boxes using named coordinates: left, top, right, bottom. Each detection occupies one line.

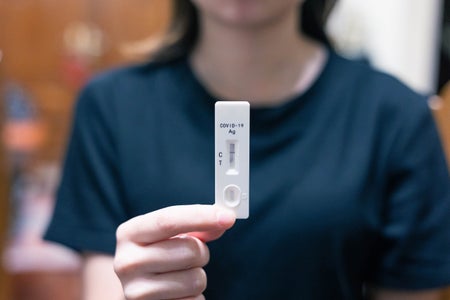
left=216, top=209, right=236, bottom=227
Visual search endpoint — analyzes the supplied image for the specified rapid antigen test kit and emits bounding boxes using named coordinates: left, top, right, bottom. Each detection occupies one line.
left=215, top=101, right=250, bottom=219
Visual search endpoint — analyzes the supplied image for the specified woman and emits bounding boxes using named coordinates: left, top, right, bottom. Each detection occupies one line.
left=45, top=0, right=450, bottom=299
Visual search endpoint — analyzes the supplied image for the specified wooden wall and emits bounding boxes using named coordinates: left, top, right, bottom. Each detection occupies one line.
left=0, top=0, right=171, bottom=161
left=0, top=1, right=170, bottom=299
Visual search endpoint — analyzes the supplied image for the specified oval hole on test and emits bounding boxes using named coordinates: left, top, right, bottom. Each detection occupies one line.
left=223, top=185, right=241, bottom=207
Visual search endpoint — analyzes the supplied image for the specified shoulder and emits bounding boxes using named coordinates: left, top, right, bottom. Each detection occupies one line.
left=82, top=58, right=185, bottom=97
left=329, top=51, right=428, bottom=106
left=325, top=51, right=431, bottom=126
left=75, top=58, right=186, bottom=113
left=319, top=51, right=436, bottom=166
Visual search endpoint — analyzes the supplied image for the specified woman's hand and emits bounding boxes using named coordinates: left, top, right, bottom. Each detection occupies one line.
left=114, top=205, right=236, bottom=300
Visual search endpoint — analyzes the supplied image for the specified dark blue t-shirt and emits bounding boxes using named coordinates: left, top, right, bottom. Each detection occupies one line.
left=45, top=50, right=450, bottom=299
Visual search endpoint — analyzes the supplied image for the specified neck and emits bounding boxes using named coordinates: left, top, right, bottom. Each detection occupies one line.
left=190, top=9, right=326, bottom=107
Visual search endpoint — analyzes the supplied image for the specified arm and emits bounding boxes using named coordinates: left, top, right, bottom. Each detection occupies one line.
left=83, top=253, right=124, bottom=300
left=369, top=287, right=443, bottom=300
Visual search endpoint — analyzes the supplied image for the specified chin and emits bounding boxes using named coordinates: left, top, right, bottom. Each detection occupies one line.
left=195, top=0, right=300, bottom=29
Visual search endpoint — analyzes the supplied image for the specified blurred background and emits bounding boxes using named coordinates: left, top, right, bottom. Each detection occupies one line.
left=0, top=0, right=448, bottom=299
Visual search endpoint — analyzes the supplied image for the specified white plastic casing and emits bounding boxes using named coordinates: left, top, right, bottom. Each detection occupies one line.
left=215, top=101, right=250, bottom=219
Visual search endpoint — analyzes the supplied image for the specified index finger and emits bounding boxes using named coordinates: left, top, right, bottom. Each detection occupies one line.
left=116, top=205, right=236, bottom=244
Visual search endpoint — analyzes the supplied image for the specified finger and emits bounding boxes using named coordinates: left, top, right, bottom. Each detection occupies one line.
left=117, top=205, right=236, bottom=244
left=174, top=295, right=205, bottom=300
left=123, top=268, right=207, bottom=300
left=188, top=228, right=230, bottom=242
left=115, top=235, right=209, bottom=276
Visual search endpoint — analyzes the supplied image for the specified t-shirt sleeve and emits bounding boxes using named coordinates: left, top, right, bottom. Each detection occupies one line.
left=371, top=95, right=450, bottom=289
left=44, top=81, right=127, bottom=254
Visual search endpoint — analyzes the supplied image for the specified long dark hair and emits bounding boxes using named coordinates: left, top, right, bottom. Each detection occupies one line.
left=151, top=0, right=337, bottom=62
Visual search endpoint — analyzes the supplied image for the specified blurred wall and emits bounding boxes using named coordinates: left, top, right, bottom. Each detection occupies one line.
left=327, top=0, right=443, bottom=94
left=0, top=0, right=171, bottom=161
